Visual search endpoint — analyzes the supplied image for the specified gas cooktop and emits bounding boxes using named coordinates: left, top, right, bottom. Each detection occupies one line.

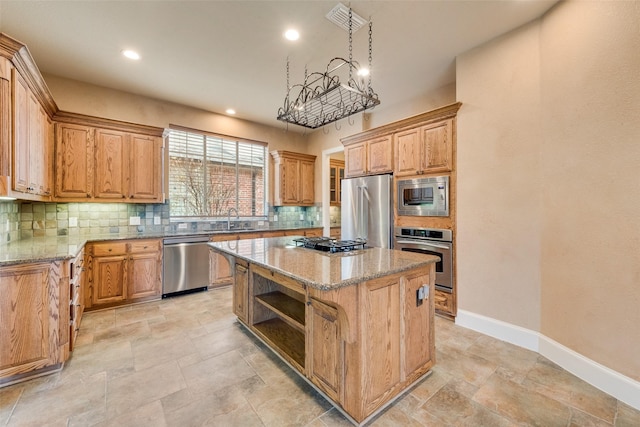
left=292, top=237, right=367, bottom=253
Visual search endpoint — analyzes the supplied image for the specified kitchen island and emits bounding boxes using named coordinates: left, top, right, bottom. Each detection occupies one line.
left=208, top=236, right=438, bottom=425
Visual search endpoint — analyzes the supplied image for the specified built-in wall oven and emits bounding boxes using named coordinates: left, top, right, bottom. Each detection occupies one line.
left=393, top=227, right=453, bottom=294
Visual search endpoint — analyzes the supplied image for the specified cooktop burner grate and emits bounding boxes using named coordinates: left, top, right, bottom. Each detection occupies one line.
left=293, top=237, right=367, bottom=253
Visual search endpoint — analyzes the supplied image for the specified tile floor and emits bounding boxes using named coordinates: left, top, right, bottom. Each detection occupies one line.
left=1, top=287, right=639, bottom=426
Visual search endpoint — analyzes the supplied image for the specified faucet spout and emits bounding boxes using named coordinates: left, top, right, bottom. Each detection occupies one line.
left=227, top=208, right=239, bottom=230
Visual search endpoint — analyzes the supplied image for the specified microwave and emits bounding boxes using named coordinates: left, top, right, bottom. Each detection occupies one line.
left=397, top=176, right=449, bottom=217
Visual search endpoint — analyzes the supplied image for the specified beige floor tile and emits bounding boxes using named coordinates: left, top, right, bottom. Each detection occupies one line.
left=569, top=407, right=614, bottom=427
left=316, top=408, right=354, bottom=426
left=106, top=360, right=186, bottom=419
left=131, top=333, right=196, bottom=372
left=434, top=345, right=498, bottom=386
left=180, top=349, right=257, bottom=395
left=95, top=400, right=167, bottom=427
left=466, top=334, right=539, bottom=382
left=522, top=358, right=618, bottom=423
left=7, top=371, right=106, bottom=426
left=408, top=366, right=452, bottom=403
left=418, top=383, right=516, bottom=427
left=0, top=384, right=23, bottom=424
left=615, top=401, right=640, bottom=426
left=473, top=373, right=572, bottom=426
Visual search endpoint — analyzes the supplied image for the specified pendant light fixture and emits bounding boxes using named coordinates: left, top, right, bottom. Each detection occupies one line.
left=276, top=5, right=380, bottom=129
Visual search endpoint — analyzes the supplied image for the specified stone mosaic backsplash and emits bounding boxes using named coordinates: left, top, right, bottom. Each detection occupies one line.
left=0, top=200, right=339, bottom=245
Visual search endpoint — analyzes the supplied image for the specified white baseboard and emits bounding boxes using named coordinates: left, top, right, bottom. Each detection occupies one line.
left=455, top=309, right=640, bottom=411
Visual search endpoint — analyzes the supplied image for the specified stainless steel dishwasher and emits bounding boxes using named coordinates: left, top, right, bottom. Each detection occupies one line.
left=162, top=235, right=210, bottom=298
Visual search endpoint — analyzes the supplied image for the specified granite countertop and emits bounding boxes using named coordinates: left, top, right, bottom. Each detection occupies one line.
left=208, top=236, right=438, bottom=291
left=0, top=226, right=323, bottom=267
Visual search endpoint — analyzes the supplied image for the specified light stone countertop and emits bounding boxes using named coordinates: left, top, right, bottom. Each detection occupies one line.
left=208, top=236, right=438, bottom=291
left=0, top=226, right=323, bottom=266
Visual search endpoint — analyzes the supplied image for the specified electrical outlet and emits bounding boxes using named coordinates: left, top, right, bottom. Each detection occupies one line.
left=129, top=216, right=140, bottom=225
left=316, top=213, right=320, bottom=221
left=299, top=213, right=304, bottom=220
left=154, top=215, right=161, bottom=225
left=178, top=223, right=187, bottom=229
left=69, top=217, right=78, bottom=227
left=273, top=214, right=278, bottom=222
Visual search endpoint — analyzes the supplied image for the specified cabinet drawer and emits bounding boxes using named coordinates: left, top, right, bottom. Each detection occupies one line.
left=91, top=242, right=127, bottom=256
left=129, top=239, right=161, bottom=253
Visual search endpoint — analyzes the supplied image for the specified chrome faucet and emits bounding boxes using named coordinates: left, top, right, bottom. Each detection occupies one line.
left=227, top=207, right=239, bottom=230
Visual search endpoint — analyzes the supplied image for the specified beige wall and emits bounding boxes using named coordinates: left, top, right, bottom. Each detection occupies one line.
left=43, top=74, right=308, bottom=151
left=456, top=0, right=640, bottom=381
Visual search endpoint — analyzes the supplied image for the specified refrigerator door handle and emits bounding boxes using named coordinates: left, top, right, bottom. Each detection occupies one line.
left=362, top=185, right=369, bottom=241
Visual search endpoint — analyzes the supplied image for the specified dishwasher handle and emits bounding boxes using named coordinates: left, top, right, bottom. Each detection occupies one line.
left=163, top=236, right=210, bottom=245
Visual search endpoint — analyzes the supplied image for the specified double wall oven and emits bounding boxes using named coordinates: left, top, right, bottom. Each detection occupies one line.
left=393, top=227, right=453, bottom=295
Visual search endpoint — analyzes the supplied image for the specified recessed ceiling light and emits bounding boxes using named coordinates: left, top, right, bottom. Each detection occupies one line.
left=122, top=49, right=140, bottom=60
left=225, top=109, right=236, bottom=115
left=284, top=29, right=299, bottom=41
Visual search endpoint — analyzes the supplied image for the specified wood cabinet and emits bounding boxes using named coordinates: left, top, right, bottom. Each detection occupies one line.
left=232, top=260, right=249, bottom=323
left=0, top=261, right=66, bottom=382
left=85, top=239, right=162, bottom=310
left=343, top=135, right=393, bottom=178
left=271, top=150, right=316, bottom=206
left=69, top=249, right=85, bottom=352
left=395, top=118, right=454, bottom=176
left=434, top=289, right=454, bottom=318
left=11, top=69, right=51, bottom=198
left=329, top=159, right=345, bottom=206
left=54, top=113, right=164, bottom=203
left=307, top=298, right=342, bottom=401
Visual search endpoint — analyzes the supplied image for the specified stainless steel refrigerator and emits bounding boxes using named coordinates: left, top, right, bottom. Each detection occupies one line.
left=341, top=174, right=394, bottom=248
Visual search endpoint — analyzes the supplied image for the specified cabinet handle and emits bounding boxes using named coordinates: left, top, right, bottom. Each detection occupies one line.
left=108, top=248, right=112, bottom=252
left=86, top=193, right=91, bottom=198
left=122, top=195, right=125, bottom=198
left=143, top=246, right=148, bottom=249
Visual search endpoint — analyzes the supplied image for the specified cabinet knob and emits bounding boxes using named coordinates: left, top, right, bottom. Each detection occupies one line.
left=108, top=248, right=112, bottom=252
left=86, top=193, right=91, bottom=198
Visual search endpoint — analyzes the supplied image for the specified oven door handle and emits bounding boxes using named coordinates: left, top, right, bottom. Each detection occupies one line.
left=395, top=240, right=451, bottom=250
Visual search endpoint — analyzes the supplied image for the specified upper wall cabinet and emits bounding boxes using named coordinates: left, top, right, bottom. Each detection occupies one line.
left=54, top=112, right=164, bottom=203
left=395, top=118, right=454, bottom=177
left=342, top=134, right=393, bottom=178
left=0, top=35, right=57, bottom=201
left=271, top=150, right=316, bottom=206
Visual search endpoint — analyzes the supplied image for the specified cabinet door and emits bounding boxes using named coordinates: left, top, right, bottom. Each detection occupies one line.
left=281, top=157, right=300, bottom=204
left=344, top=142, right=366, bottom=177
left=55, top=123, right=93, bottom=199
left=329, top=164, right=337, bottom=204
left=307, top=298, right=342, bottom=401
left=128, top=252, right=161, bottom=300
left=421, top=119, right=453, bottom=173
left=403, top=271, right=433, bottom=379
left=91, top=255, right=127, bottom=305
left=12, top=70, right=29, bottom=193
left=94, top=129, right=128, bottom=199
left=211, top=252, right=232, bottom=287
left=394, top=128, right=422, bottom=177
left=232, top=263, right=249, bottom=323
left=361, top=276, right=401, bottom=413
left=130, top=134, right=162, bottom=201
left=299, top=159, right=315, bottom=205
left=27, top=93, right=43, bottom=193
left=0, top=263, right=61, bottom=377
left=367, top=135, right=393, bottom=175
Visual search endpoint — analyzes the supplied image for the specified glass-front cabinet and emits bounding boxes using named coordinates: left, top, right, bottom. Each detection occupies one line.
left=329, top=159, right=345, bottom=206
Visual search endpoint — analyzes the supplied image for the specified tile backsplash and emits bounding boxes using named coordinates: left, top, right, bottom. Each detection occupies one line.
left=0, top=200, right=340, bottom=245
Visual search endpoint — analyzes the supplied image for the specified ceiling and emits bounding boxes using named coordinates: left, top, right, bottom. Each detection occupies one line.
left=0, top=1, right=557, bottom=132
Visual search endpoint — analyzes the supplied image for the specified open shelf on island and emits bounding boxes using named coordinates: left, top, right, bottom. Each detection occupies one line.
left=253, top=317, right=305, bottom=370
left=256, top=291, right=305, bottom=332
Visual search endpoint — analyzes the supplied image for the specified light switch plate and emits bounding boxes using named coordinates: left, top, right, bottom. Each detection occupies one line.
left=178, top=223, right=187, bottom=229
left=69, top=217, right=78, bottom=227
left=154, top=215, right=161, bottom=225
left=273, top=214, right=278, bottom=222
left=299, top=213, right=304, bottom=220
left=129, top=216, right=141, bottom=225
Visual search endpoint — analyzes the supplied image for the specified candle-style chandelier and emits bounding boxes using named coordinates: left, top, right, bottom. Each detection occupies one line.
left=276, top=6, right=380, bottom=129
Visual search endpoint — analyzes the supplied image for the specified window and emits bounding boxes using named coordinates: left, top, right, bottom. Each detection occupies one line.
left=168, top=127, right=267, bottom=219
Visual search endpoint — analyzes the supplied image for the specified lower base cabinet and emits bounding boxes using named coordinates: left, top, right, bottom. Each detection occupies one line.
left=0, top=261, right=68, bottom=386
left=85, top=239, right=162, bottom=311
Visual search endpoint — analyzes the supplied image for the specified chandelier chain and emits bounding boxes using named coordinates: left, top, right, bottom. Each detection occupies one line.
left=368, top=20, right=373, bottom=89
left=348, top=7, right=353, bottom=81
